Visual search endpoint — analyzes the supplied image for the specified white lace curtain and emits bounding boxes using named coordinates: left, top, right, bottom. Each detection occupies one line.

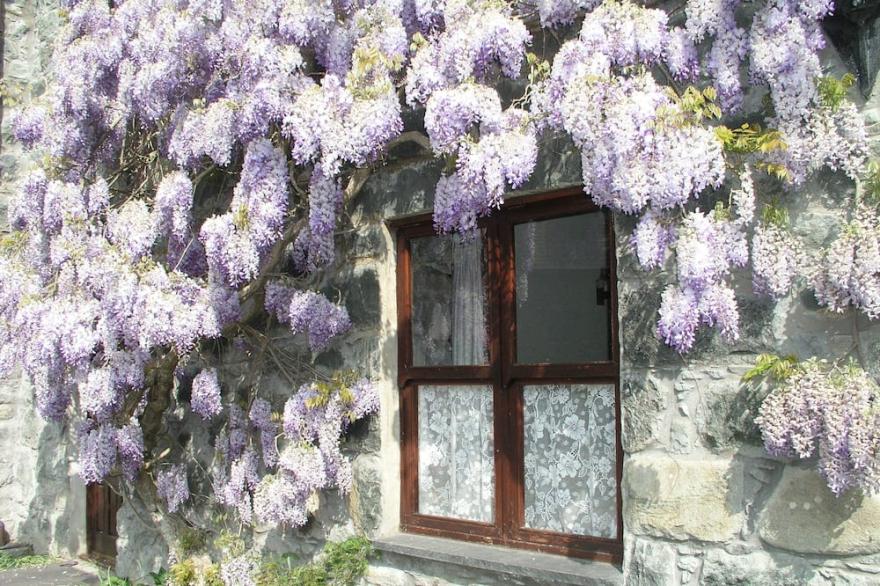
left=523, top=384, right=617, bottom=537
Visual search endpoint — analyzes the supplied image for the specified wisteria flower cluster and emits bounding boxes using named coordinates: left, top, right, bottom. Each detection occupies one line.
left=1, top=0, right=375, bottom=502
left=0, top=0, right=875, bottom=537
left=751, top=223, right=804, bottom=299
left=656, top=211, right=747, bottom=353
left=205, top=376, right=379, bottom=528
left=755, top=359, right=880, bottom=496
left=813, top=206, right=880, bottom=319
left=157, top=463, right=190, bottom=513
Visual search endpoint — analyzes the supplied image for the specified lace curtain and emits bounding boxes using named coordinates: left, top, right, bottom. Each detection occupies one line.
left=418, top=236, right=494, bottom=521
left=418, top=385, right=494, bottom=522
left=523, top=384, right=617, bottom=538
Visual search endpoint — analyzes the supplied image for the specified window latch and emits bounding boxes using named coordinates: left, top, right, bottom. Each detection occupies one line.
left=595, top=268, right=610, bottom=306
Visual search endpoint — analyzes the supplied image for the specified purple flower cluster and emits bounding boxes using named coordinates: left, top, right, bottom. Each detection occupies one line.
left=631, top=209, right=676, bottom=270
left=154, top=172, right=193, bottom=242
left=813, top=208, right=880, bottom=319
left=10, top=107, right=46, bottom=148
left=157, top=463, right=190, bottom=513
left=756, top=360, right=880, bottom=496
left=405, top=2, right=530, bottom=106
left=296, top=169, right=343, bottom=271
left=751, top=224, right=803, bottom=299
left=657, top=211, right=746, bottom=352
left=249, top=398, right=279, bottom=469
left=191, top=368, right=222, bottom=420
left=749, top=1, right=866, bottom=183
left=288, top=292, right=352, bottom=353
left=283, top=74, right=402, bottom=177
left=78, top=423, right=118, bottom=485
left=116, top=421, right=144, bottom=482
left=251, top=378, right=377, bottom=527
left=220, top=552, right=258, bottom=586
left=107, top=200, right=156, bottom=260
left=264, top=285, right=351, bottom=353
left=433, top=107, right=538, bottom=234
left=201, top=139, right=289, bottom=286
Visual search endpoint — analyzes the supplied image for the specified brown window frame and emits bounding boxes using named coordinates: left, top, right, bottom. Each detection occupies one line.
left=390, top=187, right=623, bottom=563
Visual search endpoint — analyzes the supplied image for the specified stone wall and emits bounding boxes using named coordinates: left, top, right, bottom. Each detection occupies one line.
left=0, top=0, right=86, bottom=559
left=2, top=2, right=880, bottom=584
left=615, top=51, right=880, bottom=586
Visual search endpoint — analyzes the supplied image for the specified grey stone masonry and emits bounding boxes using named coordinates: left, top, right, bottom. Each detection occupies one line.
left=1, top=3, right=880, bottom=585
left=0, top=0, right=85, bottom=561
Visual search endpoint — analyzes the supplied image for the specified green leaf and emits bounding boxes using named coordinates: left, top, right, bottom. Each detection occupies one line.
left=742, top=354, right=799, bottom=383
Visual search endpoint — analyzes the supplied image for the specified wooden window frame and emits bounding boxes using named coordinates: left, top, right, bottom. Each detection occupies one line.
left=390, top=187, right=623, bottom=563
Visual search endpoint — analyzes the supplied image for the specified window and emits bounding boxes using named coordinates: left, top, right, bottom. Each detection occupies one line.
left=393, top=188, right=622, bottom=562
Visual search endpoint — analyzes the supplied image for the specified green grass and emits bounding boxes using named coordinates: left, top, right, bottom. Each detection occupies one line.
left=0, top=551, right=55, bottom=570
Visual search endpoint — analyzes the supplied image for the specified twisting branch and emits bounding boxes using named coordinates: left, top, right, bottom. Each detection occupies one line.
left=385, top=130, right=432, bottom=153
left=238, top=217, right=306, bottom=305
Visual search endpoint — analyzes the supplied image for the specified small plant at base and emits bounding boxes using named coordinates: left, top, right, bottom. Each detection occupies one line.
left=99, top=571, right=132, bottom=586
left=150, top=568, right=169, bottom=585
left=256, top=537, right=374, bottom=586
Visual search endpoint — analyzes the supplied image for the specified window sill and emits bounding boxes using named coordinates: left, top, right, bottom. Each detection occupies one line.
left=371, top=533, right=624, bottom=586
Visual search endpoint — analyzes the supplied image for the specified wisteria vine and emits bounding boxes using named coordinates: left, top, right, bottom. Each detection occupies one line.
left=0, top=0, right=878, bottom=554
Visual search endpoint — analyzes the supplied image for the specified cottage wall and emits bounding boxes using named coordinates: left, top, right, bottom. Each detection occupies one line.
left=2, top=2, right=880, bottom=584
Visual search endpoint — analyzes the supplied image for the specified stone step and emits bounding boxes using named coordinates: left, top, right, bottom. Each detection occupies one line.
left=0, top=543, right=34, bottom=558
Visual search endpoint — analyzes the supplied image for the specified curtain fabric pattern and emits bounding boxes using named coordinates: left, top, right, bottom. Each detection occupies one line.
left=523, top=383, right=617, bottom=537
left=418, top=384, right=495, bottom=522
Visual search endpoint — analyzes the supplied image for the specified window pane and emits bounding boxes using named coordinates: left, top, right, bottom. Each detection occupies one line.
left=515, top=213, right=610, bottom=363
left=418, top=385, right=494, bottom=522
left=411, top=232, right=488, bottom=366
left=523, top=384, right=617, bottom=538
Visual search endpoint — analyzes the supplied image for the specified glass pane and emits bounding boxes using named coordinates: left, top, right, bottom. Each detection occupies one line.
left=411, top=232, right=488, bottom=366
left=523, top=384, right=617, bottom=538
left=515, top=213, right=610, bottom=363
left=418, top=385, right=494, bottom=522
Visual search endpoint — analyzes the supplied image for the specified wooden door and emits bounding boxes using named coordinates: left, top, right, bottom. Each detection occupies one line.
left=86, top=482, right=122, bottom=559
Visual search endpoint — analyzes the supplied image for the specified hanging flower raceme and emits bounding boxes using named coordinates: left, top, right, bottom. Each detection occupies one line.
left=191, top=368, right=223, bottom=420
left=157, top=463, right=191, bottom=513
left=201, top=139, right=289, bottom=286
left=813, top=207, right=880, bottom=319
left=657, top=211, right=746, bottom=352
left=755, top=359, right=880, bottom=496
left=251, top=378, right=378, bottom=527
left=751, top=223, right=803, bottom=299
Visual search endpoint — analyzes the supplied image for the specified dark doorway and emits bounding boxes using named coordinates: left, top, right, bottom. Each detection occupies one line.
left=86, top=483, right=121, bottom=560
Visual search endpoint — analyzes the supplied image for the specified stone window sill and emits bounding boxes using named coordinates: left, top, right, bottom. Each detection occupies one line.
left=371, top=533, right=624, bottom=585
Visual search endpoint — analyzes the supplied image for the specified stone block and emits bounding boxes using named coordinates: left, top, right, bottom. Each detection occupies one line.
left=624, top=454, right=744, bottom=542
left=700, top=549, right=812, bottom=586
left=115, top=501, right=169, bottom=583
left=758, top=467, right=880, bottom=555
left=621, top=372, right=668, bottom=453
left=349, top=454, right=383, bottom=535
left=350, top=158, right=443, bottom=222
left=626, top=538, right=677, bottom=586
left=0, top=404, right=15, bottom=420
left=695, top=380, right=764, bottom=449
left=334, top=268, right=381, bottom=329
